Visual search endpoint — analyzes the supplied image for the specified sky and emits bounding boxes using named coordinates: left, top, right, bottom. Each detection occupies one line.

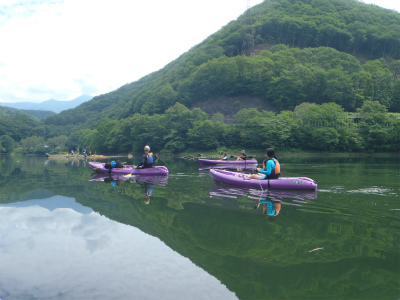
left=0, top=0, right=399, bottom=103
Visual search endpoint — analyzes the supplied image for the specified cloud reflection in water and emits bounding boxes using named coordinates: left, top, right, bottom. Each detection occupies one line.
left=0, top=196, right=237, bottom=300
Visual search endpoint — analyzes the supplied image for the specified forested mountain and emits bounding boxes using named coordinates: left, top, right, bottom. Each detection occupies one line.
left=44, top=0, right=399, bottom=131
left=0, top=106, right=45, bottom=152
left=3, top=0, right=400, bottom=154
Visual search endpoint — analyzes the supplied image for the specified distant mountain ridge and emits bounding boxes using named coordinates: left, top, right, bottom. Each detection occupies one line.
left=1, top=95, right=93, bottom=113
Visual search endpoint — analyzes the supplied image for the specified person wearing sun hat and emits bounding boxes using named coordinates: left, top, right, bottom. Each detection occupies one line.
left=236, top=150, right=247, bottom=161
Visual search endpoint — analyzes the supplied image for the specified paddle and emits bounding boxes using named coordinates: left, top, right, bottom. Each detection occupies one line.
left=126, top=164, right=140, bottom=177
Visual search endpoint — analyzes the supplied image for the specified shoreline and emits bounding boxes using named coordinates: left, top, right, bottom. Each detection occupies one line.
left=173, top=151, right=399, bottom=159
left=4, top=152, right=398, bottom=159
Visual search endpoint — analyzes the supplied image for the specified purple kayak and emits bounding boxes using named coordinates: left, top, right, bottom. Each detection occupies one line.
left=199, top=158, right=258, bottom=165
left=89, top=162, right=169, bottom=175
left=199, top=164, right=257, bottom=171
left=209, top=169, right=317, bottom=190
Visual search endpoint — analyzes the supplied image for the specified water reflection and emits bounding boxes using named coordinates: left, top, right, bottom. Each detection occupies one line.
left=209, top=183, right=318, bottom=216
left=252, top=196, right=282, bottom=218
left=89, top=173, right=169, bottom=204
left=1, top=155, right=399, bottom=300
left=89, top=173, right=169, bottom=186
left=0, top=196, right=237, bottom=300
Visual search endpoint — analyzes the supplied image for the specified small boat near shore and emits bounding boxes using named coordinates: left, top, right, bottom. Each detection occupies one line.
left=199, top=164, right=258, bottom=171
left=209, top=169, right=317, bottom=190
left=199, top=158, right=258, bottom=165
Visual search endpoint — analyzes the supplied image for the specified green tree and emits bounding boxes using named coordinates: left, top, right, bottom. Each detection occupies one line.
left=356, top=100, right=393, bottom=150
left=0, top=135, right=15, bottom=153
left=20, top=136, right=45, bottom=151
left=187, top=120, right=226, bottom=150
left=46, top=135, right=68, bottom=150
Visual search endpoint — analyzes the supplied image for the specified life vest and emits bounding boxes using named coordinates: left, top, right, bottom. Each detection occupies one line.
left=147, top=153, right=154, bottom=164
left=263, top=158, right=281, bottom=177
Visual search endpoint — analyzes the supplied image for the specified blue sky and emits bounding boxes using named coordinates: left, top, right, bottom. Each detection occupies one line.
left=0, top=0, right=398, bottom=103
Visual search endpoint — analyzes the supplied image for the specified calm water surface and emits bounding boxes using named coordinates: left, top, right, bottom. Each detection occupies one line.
left=0, top=155, right=399, bottom=300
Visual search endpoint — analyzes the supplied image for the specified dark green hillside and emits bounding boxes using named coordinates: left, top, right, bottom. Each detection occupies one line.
left=20, top=109, right=56, bottom=120
left=0, top=106, right=45, bottom=144
left=44, top=0, right=399, bottom=137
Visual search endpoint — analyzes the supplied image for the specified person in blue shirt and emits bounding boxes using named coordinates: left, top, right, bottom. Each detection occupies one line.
left=220, top=153, right=229, bottom=160
left=247, top=148, right=281, bottom=179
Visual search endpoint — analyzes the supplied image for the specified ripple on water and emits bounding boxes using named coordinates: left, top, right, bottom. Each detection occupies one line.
left=347, top=187, right=393, bottom=196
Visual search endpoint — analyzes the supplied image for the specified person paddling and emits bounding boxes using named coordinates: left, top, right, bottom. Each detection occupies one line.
left=136, top=145, right=154, bottom=169
left=246, top=148, right=281, bottom=180
left=236, top=150, right=247, bottom=161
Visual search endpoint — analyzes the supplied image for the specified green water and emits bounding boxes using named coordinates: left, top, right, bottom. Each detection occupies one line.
left=0, top=155, right=399, bottom=300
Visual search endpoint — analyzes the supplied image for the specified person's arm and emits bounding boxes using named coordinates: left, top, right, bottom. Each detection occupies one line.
left=137, top=154, right=146, bottom=168
left=258, top=160, right=275, bottom=176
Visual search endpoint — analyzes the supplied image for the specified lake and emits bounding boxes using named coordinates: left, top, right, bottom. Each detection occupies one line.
left=0, top=154, right=399, bottom=300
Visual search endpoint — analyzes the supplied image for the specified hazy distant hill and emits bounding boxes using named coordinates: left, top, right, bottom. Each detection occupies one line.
left=0, top=105, right=54, bottom=121
left=20, top=110, right=56, bottom=120
left=1, top=95, right=93, bottom=113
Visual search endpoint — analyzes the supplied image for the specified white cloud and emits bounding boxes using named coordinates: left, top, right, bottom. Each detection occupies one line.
left=0, top=202, right=238, bottom=300
left=0, top=0, right=398, bottom=103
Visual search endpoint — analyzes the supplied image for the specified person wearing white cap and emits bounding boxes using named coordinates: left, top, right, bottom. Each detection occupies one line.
left=236, top=150, right=247, bottom=161
left=136, top=145, right=154, bottom=169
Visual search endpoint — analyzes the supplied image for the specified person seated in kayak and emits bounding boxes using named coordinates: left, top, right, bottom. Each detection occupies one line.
left=220, top=153, right=229, bottom=161
left=136, top=145, right=154, bottom=169
left=236, top=150, right=247, bottom=161
left=247, top=148, right=281, bottom=179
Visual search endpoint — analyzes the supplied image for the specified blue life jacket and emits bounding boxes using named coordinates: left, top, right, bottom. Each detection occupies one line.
left=147, top=153, right=154, bottom=164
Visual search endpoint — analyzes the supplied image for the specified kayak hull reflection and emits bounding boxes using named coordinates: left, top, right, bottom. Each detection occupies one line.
left=89, top=173, right=169, bottom=186
left=89, top=162, right=169, bottom=175
left=209, top=184, right=318, bottom=199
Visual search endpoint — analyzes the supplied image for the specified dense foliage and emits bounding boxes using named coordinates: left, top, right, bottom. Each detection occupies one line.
left=0, top=107, right=45, bottom=141
left=1, top=0, right=400, bottom=154
left=60, top=101, right=399, bottom=154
